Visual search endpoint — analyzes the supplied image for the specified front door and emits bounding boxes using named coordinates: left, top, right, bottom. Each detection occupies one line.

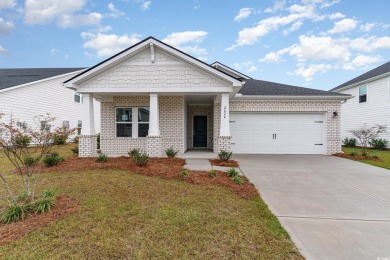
left=193, top=116, right=207, bottom=147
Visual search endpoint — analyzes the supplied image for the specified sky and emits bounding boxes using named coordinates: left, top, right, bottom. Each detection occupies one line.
left=1, top=0, right=390, bottom=91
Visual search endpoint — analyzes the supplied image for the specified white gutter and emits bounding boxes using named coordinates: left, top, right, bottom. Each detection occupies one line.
left=233, top=95, right=353, bottom=101
left=332, top=71, right=390, bottom=92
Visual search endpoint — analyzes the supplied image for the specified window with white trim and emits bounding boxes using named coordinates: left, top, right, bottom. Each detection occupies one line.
left=116, top=107, right=149, bottom=137
left=77, top=120, right=82, bottom=135
left=359, top=85, right=367, bottom=103
left=74, top=92, right=82, bottom=103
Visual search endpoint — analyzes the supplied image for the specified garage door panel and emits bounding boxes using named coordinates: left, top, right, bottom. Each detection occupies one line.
left=230, top=113, right=326, bottom=154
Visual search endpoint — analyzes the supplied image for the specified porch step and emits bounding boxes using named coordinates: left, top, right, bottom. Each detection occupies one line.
left=181, top=150, right=218, bottom=159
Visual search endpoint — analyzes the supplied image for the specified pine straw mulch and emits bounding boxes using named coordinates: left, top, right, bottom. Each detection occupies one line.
left=333, top=153, right=382, bottom=162
left=209, top=159, right=239, bottom=167
left=0, top=195, right=79, bottom=245
left=41, top=156, right=258, bottom=199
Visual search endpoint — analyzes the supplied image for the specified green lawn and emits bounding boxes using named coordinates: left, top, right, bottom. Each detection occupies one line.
left=342, top=147, right=390, bottom=170
left=0, top=145, right=302, bottom=259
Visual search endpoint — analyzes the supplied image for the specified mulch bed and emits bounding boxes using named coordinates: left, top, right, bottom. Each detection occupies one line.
left=41, top=156, right=258, bottom=199
left=209, top=159, right=239, bottom=167
left=333, top=153, right=382, bottom=161
left=0, top=195, right=79, bottom=245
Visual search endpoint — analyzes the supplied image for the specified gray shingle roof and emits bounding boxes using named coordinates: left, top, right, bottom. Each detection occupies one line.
left=331, top=61, right=390, bottom=91
left=239, top=79, right=349, bottom=96
left=0, top=68, right=85, bottom=91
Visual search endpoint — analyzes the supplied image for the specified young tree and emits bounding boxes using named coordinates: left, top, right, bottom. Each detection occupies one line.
left=349, top=124, right=387, bottom=156
left=0, top=113, right=74, bottom=203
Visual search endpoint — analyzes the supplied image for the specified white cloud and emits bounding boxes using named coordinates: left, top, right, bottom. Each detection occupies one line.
left=108, top=3, right=125, bottom=18
left=360, top=23, right=375, bottom=32
left=343, top=55, right=381, bottom=70
left=328, top=12, right=345, bottom=20
left=24, top=0, right=102, bottom=28
left=328, top=18, right=358, bottom=34
left=283, top=21, right=303, bottom=35
left=0, top=45, right=9, bottom=55
left=50, top=48, right=58, bottom=56
left=319, top=0, right=340, bottom=8
left=0, top=18, right=15, bottom=35
left=57, top=13, right=102, bottom=28
left=163, top=31, right=207, bottom=46
left=248, top=66, right=258, bottom=72
left=259, top=47, right=290, bottom=63
left=233, top=61, right=258, bottom=73
left=293, top=63, right=332, bottom=81
left=264, top=0, right=286, bottom=13
left=81, top=32, right=142, bottom=57
left=0, top=0, right=16, bottom=10
left=347, top=36, right=390, bottom=52
left=139, top=1, right=151, bottom=10
left=234, top=8, right=254, bottom=22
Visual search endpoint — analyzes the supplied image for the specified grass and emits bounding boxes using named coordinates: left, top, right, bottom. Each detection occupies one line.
left=0, top=144, right=302, bottom=259
left=342, top=147, right=390, bottom=170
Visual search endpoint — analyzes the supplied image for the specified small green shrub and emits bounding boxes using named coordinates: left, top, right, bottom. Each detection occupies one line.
left=71, top=146, right=79, bottom=155
left=132, top=151, right=149, bottom=167
left=371, top=155, right=380, bottom=159
left=128, top=148, right=141, bottom=158
left=43, top=152, right=64, bottom=167
left=179, top=169, right=189, bottom=177
left=14, top=135, right=31, bottom=147
left=165, top=146, right=179, bottom=158
left=16, top=191, right=28, bottom=201
left=349, top=151, right=359, bottom=157
left=42, top=190, right=56, bottom=199
left=342, top=137, right=357, bottom=147
left=232, top=175, right=243, bottom=185
left=53, top=135, right=67, bottom=145
left=2, top=203, right=27, bottom=223
left=227, top=168, right=239, bottom=177
left=96, top=153, right=108, bottom=163
left=33, top=197, right=55, bottom=214
left=208, top=169, right=217, bottom=177
left=23, top=156, right=37, bottom=166
left=369, top=138, right=388, bottom=150
left=218, top=150, right=233, bottom=161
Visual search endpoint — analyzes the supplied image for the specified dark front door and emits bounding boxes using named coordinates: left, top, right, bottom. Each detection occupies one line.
left=193, top=116, right=207, bottom=147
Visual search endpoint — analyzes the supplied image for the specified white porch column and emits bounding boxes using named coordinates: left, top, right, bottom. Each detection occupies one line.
left=148, top=93, right=160, bottom=136
left=81, top=94, right=95, bottom=135
left=220, top=93, right=230, bottom=136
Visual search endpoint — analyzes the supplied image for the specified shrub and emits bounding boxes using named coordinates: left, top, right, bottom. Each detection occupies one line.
left=208, top=169, right=217, bottom=177
left=43, top=152, right=64, bottom=167
left=73, top=136, right=79, bottom=143
left=349, top=151, right=359, bottom=157
left=132, top=151, right=149, bottom=167
left=42, top=190, right=56, bottom=199
left=227, top=168, right=239, bottom=177
left=342, top=137, right=357, bottom=147
left=71, top=146, right=79, bottom=155
left=15, top=135, right=31, bottom=147
left=53, top=135, right=67, bottom=145
left=218, top=150, right=233, bottom=161
left=232, top=175, right=243, bottom=185
left=96, top=153, right=108, bottom=163
left=128, top=148, right=141, bottom=158
left=165, top=146, right=179, bottom=158
left=2, top=203, right=27, bottom=223
left=33, top=197, right=55, bottom=214
left=179, top=169, right=189, bottom=177
left=369, top=138, right=388, bottom=150
left=16, top=191, right=28, bottom=201
left=23, top=156, right=37, bottom=166
left=371, top=155, right=380, bottom=159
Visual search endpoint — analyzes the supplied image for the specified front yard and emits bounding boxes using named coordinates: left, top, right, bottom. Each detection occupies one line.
left=342, top=147, right=390, bottom=170
left=0, top=145, right=302, bottom=259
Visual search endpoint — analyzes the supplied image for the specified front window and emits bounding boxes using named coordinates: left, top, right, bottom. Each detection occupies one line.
left=74, top=92, right=82, bottom=103
left=116, top=107, right=150, bottom=137
left=77, top=120, right=82, bottom=135
left=359, top=85, right=367, bottom=103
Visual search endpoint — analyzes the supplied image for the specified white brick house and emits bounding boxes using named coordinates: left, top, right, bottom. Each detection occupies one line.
left=64, top=37, right=351, bottom=157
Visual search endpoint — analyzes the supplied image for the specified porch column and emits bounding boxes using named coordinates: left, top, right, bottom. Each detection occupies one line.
left=148, top=93, right=160, bottom=136
left=220, top=93, right=230, bottom=136
left=79, top=93, right=97, bottom=157
left=147, top=93, right=162, bottom=157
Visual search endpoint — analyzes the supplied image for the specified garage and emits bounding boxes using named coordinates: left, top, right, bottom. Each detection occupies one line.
left=230, top=113, right=327, bottom=154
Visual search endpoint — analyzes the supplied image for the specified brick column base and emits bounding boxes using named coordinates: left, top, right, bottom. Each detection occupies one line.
left=146, top=136, right=162, bottom=157
left=79, top=135, right=97, bottom=158
left=217, top=136, right=232, bottom=153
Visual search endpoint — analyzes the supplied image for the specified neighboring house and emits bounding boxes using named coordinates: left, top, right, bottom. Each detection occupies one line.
left=331, top=61, right=390, bottom=146
left=0, top=68, right=101, bottom=136
left=63, top=36, right=350, bottom=157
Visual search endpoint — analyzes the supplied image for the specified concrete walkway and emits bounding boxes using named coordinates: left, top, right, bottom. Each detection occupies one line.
left=235, top=154, right=390, bottom=260
left=184, top=158, right=242, bottom=174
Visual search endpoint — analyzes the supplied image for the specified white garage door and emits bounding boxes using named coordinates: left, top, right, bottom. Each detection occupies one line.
left=230, top=113, right=326, bottom=154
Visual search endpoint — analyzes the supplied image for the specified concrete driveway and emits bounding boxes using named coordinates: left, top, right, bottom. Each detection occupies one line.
left=235, top=154, right=390, bottom=260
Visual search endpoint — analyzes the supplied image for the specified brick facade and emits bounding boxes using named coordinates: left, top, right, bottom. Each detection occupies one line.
left=79, top=135, right=97, bottom=157
left=188, top=104, right=213, bottom=149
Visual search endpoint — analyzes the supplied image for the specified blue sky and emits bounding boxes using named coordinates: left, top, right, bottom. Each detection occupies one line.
left=1, top=0, right=390, bottom=90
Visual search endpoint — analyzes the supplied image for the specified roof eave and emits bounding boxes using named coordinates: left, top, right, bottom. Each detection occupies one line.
left=332, top=72, right=390, bottom=92
left=233, top=95, right=352, bottom=101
